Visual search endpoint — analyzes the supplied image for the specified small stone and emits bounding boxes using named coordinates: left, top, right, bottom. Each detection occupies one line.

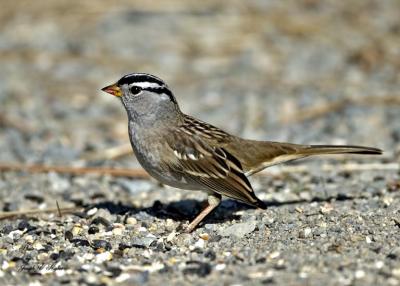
left=204, top=250, right=216, bottom=260
left=85, top=273, right=99, bottom=283
left=299, top=227, right=312, bottom=238
left=24, top=194, right=45, bottom=204
left=126, top=217, right=137, bottom=225
left=91, top=216, right=111, bottom=228
left=59, top=250, right=75, bottom=260
left=112, top=227, right=124, bottom=236
left=375, top=261, right=384, bottom=269
left=50, top=252, right=60, bottom=260
left=366, top=236, right=372, bottom=244
left=175, top=233, right=192, bottom=246
left=219, top=221, right=257, bottom=238
left=393, top=268, right=400, bottom=278
left=86, top=208, right=98, bottom=216
left=182, top=261, right=211, bottom=277
left=295, top=207, right=303, bottom=213
left=37, top=253, right=49, bottom=261
left=193, top=239, right=205, bottom=249
left=141, top=235, right=157, bottom=248
left=71, top=224, right=83, bottom=236
left=88, top=226, right=99, bottom=235
left=320, top=203, right=334, bottom=214
left=115, top=273, right=131, bottom=283
left=92, top=240, right=112, bottom=251
left=167, top=232, right=177, bottom=242
left=387, top=278, right=399, bottom=286
left=2, top=261, right=16, bottom=270
left=269, top=251, right=280, bottom=259
left=355, top=269, right=365, bottom=279
left=33, top=241, right=45, bottom=250
left=24, top=235, right=34, bottom=244
left=276, top=259, right=285, bottom=269
left=215, top=264, right=226, bottom=271
left=18, top=220, right=32, bottom=231
left=199, top=233, right=209, bottom=241
left=64, top=231, right=73, bottom=241
left=382, top=196, right=393, bottom=207
left=299, top=272, right=308, bottom=278
left=95, top=251, right=112, bottom=263
left=8, top=230, right=24, bottom=240
left=83, top=253, right=95, bottom=261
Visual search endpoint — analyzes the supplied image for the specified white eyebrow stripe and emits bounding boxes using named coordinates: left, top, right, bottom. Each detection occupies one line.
left=132, top=82, right=163, bottom=89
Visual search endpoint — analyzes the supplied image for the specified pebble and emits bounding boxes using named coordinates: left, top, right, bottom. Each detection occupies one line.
left=91, top=216, right=111, bottom=228
left=126, top=217, right=138, bottom=225
left=299, top=227, right=312, bottom=239
left=355, top=269, right=365, bottom=279
left=33, top=241, right=45, bottom=250
left=219, top=221, right=257, bottom=238
left=167, top=232, right=177, bottom=242
left=95, top=252, right=113, bottom=263
left=269, top=251, right=280, bottom=259
left=24, top=235, right=34, bottom=244
left=112, top=227, right=124, bottom=236
left=115, top=273, right=131, bottom=283
left=393, top=268, right=400, bottom=278
left=182, top=261, right=212, bottom=277
left=86, top=208, right=98, bottom=216
left=88, top=226, right=99, bottom=234
left=37, top=253, right=49, bottom=261
left=17, top=220, right=33, bottom=231
left=8, top=230, right=24, bottom=240
left=375, top=261, right=384, bottom=269
left=192, top=239, right=205, bottom=249
left=83, top=253, right=95, bottom=261
left=199, top=233, right=209, bottom=241
left=71, top=224, right=83, bottom=236
left=320, top=203, right=334, bottom=214
left=141, top=235, right=157, bottom=248
left=92, top=239, right=112, bottom=251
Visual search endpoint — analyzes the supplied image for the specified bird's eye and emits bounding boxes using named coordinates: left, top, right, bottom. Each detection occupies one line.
left=130, top=86, right=142, bottom=95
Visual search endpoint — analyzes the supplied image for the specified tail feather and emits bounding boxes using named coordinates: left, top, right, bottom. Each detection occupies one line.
left=229, top=139, right=383, bottom=176
left=301, top=145, right=382, bottom=156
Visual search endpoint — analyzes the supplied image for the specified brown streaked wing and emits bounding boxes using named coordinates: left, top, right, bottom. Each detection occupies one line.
left=164, top=121, right=263, bottom=207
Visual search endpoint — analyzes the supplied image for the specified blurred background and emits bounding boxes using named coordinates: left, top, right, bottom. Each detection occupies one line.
left=0, top=0, right=399, bottom=167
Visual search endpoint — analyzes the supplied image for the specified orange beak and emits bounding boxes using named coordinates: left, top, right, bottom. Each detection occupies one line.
left=101, top=83, right=122, bottom=97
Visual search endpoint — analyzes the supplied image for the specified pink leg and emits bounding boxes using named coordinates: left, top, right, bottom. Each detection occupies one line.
left=185, top=194, right=221, bottom=233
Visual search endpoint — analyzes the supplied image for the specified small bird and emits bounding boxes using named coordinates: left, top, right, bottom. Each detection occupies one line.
left=101, top=73, right=382, bottom=232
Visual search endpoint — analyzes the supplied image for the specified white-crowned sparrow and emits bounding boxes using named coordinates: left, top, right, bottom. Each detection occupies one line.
left=101, top=73, right=382, bottom=232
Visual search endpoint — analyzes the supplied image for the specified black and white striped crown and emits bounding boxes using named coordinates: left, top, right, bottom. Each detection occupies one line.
left=117, top=73, right=176, bottom=102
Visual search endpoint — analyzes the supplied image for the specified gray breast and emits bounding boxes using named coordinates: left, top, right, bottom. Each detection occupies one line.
left=128, top=122, right=200, bottom=190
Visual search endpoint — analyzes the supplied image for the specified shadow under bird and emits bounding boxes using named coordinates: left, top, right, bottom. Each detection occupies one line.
left=101, top=73, right=382, bottom=232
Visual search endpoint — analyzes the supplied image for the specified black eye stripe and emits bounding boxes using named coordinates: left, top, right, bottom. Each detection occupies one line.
left=143, top=87, right=177, bottom=103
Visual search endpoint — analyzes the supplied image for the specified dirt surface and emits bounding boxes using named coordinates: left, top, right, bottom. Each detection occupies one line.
left=0, top=1, right=399, bottom=285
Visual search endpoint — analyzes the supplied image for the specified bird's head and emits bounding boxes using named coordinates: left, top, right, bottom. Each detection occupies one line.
left=101, top=73, right=180, bottom=125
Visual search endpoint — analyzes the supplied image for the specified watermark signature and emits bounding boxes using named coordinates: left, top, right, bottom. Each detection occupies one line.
left=17, top=263, right=64, bottom=272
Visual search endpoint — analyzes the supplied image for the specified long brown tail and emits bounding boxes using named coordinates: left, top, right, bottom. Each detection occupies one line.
left=228, top=139, right=383, bottom=176
left=300, top=145, right=382, bottom=156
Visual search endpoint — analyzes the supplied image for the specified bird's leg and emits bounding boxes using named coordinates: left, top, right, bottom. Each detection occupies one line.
left=185, top=194, right=221, bottom=233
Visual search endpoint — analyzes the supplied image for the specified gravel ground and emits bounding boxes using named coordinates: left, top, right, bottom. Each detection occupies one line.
left=0, top=1, right=399, bottom=285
